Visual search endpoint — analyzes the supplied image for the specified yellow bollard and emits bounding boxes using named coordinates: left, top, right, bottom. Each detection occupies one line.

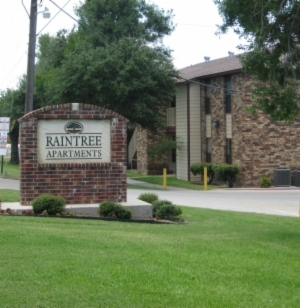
left=204, top=167, right=208, bottom=191
left=163, top=168, right=167, bottom=190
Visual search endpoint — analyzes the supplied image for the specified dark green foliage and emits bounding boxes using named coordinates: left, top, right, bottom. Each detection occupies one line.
left=98, top=201, right=116, bottom=217
left=33, top=0, right=177, bottom=132
left=98, top=201, right=132, bottom=219
left=114, top=206, right=132, bottom=219
left=151, top=199, right=173, bottom=217
left=138, top=193, right=159, bottom=204
left=260, top=174, right=272, bottom=188
left=0, top=77, right=26, bottom=164
left=212, top=164, right=241, bottom=187
left=190, top=162, right=215, bottom=184
left=214, top=0, right=300, bottom=121
left=147, top=137, right=182, bottom=160
left=31, top=194, right=66, bottom=215
left=156, top=204, right=182, bottom=220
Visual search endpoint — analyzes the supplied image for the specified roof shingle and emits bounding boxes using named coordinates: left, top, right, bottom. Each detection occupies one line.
left=177, top=54, right=243, bottom=82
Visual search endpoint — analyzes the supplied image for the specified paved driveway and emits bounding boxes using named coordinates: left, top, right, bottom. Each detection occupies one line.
left=129, top=188, right=300, bottom=217
left=1, top=178, right=299, bottom=217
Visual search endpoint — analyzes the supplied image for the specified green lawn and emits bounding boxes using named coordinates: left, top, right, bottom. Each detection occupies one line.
left=0, top=164, right=214, bottom=190
left=0, top=189, right=20, bottom=202
left=129, top=174, right=216, bottom=190
left=0, top=158, right=20, bottom=179
left=126, top=170, right=147, bottom=178
left=127, top=183, right=161, bottom=190
left=1, top=208, right=300, bottom=307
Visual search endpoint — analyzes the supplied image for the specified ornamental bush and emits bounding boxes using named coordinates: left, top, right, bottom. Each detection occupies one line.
left=212, top=164, right=241, bottom=188
left=98, top=201, right=132, bottom=219
left=152, top=199, right=173, bottom=217
left=31, top=194, right=66, bottom=215
left=138, top=193, right=159, bottom=204
left=260, top=174, right=272, bottom=188
left=152, top=199, right=182, bottom=220
left=190, top=162, right=215, bottom=184
left=156, top=204, right=182, bottom=220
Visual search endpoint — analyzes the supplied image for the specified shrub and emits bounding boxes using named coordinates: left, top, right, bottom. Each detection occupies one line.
left=260, top=174, right=272, bottom=188
left=156, top=204, right=182, bottom=220
left=99, top=201, right=132, bottom=219
left=212, top=164, right=241, bottom=187
left=190, top=162, right=215, bottom=184
left=114, top=206, right=132, bottom=219
left=138, top=193, right=159, bottom=204
left=99, top=201, right=116, bottom=217
left=152, top=199, right=173, bottom=217
left=31, top=194, right=66, bottom=215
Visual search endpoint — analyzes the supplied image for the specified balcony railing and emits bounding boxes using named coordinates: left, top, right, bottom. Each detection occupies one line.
left=167, top=107, right=176, bottom=127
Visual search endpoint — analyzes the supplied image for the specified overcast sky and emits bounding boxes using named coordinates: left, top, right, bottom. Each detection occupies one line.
left=0, top=0, right=244, bottom=91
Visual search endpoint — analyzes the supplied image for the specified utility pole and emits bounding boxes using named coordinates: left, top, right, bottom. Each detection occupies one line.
left=25, top=0, right=38, bottom=114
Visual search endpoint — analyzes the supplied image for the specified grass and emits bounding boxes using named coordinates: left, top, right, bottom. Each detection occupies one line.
left=0, top=208, right=300, bottom=307
left=130, top=174, right=216, bottom=190
left=0, top=189, right=20, bottom=202
left=0, top=163, right=214, bottom=190
left=0, top=158, right=20, bottom=179
left=126, top=170, right=146, bottom=178
left=127, top=183, right=161, bottom=190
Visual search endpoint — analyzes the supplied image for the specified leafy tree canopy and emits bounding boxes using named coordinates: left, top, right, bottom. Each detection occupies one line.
left=35, top=0, right=177, bottom=131
left=214, top=0, right=300, bottom=121
left=0, top=76, right=27, bottom=163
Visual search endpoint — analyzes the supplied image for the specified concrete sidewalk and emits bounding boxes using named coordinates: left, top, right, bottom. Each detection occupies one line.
left=1, top=177, right=300, bottom=217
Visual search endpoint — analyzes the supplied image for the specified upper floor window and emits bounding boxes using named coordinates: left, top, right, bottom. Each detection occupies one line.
left=225, top=75, right=232, bottom=113
left=205, top=79, right=211, bottom=114
left=170, top=96, right=176, bottom=108
left=225, top=138, right=232, bottom=164
left=206, top=138, right=211, bottom=163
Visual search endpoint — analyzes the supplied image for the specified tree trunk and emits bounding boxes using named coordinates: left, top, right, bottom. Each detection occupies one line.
left=9, top=122, right=19, bottom=164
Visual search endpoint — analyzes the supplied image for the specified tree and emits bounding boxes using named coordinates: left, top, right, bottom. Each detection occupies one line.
left=147, top=137, right=182, bottom=173
left=35, top=0, right=177, bottom=132
left=0, top=77, right=26, bottom=164
left=214, top=0, right=300, bottom=121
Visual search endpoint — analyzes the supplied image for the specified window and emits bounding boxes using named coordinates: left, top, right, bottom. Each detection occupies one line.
left=206, top=138, right=211, bottom=163
left=170, top=96, right=176, bottom=108
left=225, top=75, right=232, bottom=113
left=205, top=79, right=211, bottom=114
left=225, top=139, right=232, bottom=164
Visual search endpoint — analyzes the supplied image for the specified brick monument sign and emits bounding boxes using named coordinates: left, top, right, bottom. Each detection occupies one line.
left=19, top=103, right=128, bottom=205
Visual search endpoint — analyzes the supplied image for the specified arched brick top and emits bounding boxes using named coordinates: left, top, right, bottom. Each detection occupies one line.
left=18, top=103, right=129, bottom=123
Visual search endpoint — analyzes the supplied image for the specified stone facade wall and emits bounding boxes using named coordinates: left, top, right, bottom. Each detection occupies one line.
left=232, top=73, right=300, bottom=186
left=210, top=77, right=226, bottom=164
left=19, top=103, right=128, bottom=205
left=205, top=73, right=300, bottom=186
left=136, top=126, right=148, bottom=174
left=200, top=85, right=206, bottom=163
left=136, top=125, right=170, bottom=175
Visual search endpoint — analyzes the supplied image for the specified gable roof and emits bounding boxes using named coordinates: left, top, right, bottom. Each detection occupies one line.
left=177, top=54, right=243, bottom=83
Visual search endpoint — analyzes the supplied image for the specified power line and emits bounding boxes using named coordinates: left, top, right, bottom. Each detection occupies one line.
left=0, top=2, right=19, bottom=49
left=0, top=0, right=71, bottom=91
left=49, top=0, right=124, bottom=52
left=175, top=76, right=252, bottom=94
left=36, top=0, right=71, bottom=37
left=0, top=36, right=27, bottom=71
left=0, top=51, right=27, bottom=88
left=49, top=0, right=246, bottom=95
